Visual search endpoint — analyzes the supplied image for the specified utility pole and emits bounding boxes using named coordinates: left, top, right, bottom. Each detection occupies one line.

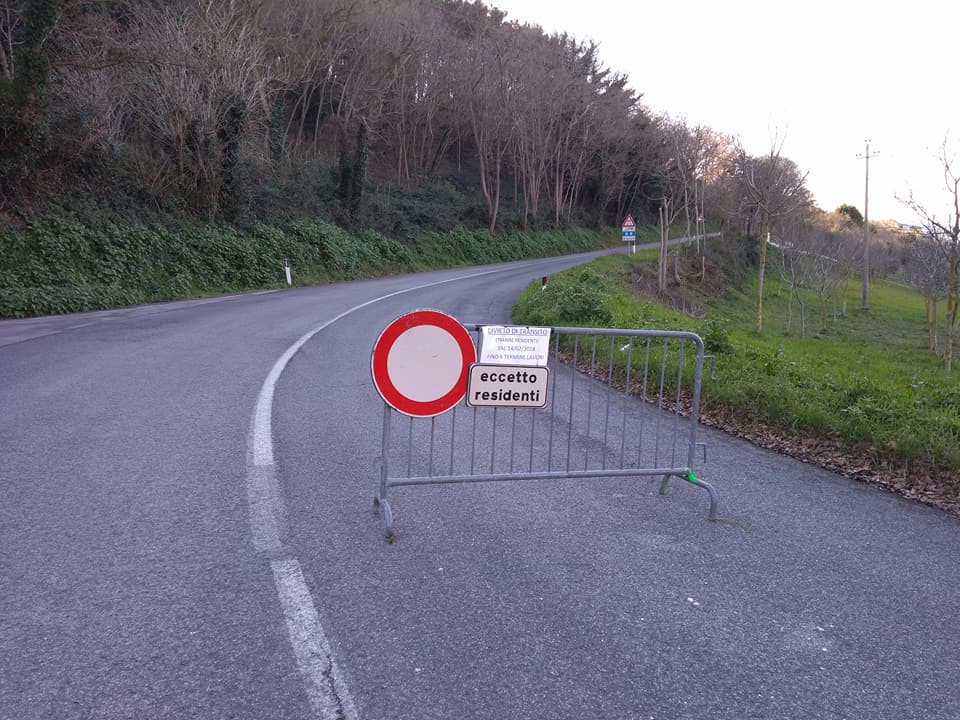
left=856, top=141, right=879, bottom=309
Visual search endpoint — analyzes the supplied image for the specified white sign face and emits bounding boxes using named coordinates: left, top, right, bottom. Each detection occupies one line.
left=466, top=364, right=549, bottom=408
left=386, top=324, right=462, bottom=401
left=480, top=326, right=551, bottom=366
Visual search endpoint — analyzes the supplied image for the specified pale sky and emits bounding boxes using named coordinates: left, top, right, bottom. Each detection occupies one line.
left=492, top=0, right=960, bottom=224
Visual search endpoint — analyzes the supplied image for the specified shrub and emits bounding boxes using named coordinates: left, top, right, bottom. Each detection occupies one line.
left=514, top=267, right=615, bottom=326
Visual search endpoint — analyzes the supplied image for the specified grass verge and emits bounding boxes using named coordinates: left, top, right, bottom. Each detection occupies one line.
left=512, top=245, right=960, bottom=512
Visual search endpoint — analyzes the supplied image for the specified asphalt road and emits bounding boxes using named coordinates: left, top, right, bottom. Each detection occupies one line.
left=2, top=247, right=959, bottom=720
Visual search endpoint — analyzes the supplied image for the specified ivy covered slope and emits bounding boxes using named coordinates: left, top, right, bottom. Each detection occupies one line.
left=512, top=245, right=960, bottom=513
left=0, top=218, right=614, bottom=318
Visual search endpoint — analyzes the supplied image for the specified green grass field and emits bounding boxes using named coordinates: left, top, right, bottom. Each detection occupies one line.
left=513, top=245, right=960, bottom=505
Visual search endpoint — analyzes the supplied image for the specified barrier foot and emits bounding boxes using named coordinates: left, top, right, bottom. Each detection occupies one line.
left=658, top=475, right=672, bottom=495
left=374, top=496, right=395, bottom=542
left=684, top=472, right=719, bottom=521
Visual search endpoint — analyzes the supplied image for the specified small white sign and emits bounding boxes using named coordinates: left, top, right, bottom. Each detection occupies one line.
left=480, top=325, right=551, bottom=366
left=466, top=364, right=549, bottom=408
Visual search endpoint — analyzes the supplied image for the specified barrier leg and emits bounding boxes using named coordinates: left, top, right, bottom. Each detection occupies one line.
left=660, top=472, right=719, bottom=521
left=684, top=471, right=719, bottom=521
left=376, top=403, right=395, bottom=541
left=659, top=475, right=672, bottom=495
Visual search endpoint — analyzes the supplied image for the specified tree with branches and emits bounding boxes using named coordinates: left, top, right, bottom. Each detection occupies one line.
left=734, top=134, right=810, bottom=332
left=906, top=234, right=949, bottom=353
left=901, top=137, right=960, bottom=371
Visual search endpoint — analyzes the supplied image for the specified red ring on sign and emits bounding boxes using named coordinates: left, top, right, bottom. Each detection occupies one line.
left=371, top=310, right=476, bottom=417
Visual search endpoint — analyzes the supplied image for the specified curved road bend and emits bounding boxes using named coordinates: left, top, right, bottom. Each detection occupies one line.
left=2, top=245, right=959, bottom=719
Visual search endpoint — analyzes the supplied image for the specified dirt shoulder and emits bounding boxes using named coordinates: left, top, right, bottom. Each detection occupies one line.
left=698, top=402, right=960, bottom=515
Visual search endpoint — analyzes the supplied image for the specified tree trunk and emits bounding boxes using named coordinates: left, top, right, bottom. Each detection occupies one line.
left=756, top=228, right=769, bottom=332
left=927, top=296, right=938, bottom=352
left=488, top=149, right=502, bottom=234
left=337, top=123, right=352, bottom=209
left=786, top=285, right=793, bottom=334
left=348, top=121, right=369, bottom=223
left=946, top=248, right=958, bottom=372
left=658, top=203, right=668, bottom=293
left=797, top=294, right=806, bottom=338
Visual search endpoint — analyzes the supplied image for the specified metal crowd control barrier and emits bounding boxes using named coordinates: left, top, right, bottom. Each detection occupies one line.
left=374, top=325, right=718, bottom=539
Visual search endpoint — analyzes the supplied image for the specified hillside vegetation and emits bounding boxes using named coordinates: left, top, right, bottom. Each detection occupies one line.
left=512, top=239, right=960, bottom=512
left=0, top=217, right=625, bottom=318
left=1, top=0, right=678, bottom=235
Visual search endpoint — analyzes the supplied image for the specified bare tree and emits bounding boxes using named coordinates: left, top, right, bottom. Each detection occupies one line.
left=901, top=137, right=960, bottom=371
left=508, top=26, right=564, bottom=227
left=652, top=118, right=694, bottom=293
left=383, top=0, right=457, bottom=186
left=0, top=0, right=23, bottom=82
left=124, top=0, right=272, bottom=219
left=454, top=4, right=515, bottom=233
left=735, top=134, right=811, bottom=331
left=777, top=222, right=812, bottom=336
left=906, top=235, right=949, bottom=352
left=662, top=117, right=729, bottom=251
left=806, top=229, right=846, bottom=334
left=257, top=0, right=354, bottom=162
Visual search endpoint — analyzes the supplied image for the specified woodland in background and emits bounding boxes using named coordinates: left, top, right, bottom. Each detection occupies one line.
left=0, top=0, right=900, bottom=239
left=0, top=0, right=679, bottom=233
left=0, top=0, right=954, bottom=369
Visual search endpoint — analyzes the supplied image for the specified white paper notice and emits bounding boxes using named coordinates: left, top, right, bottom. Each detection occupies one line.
left=480, top=326, right=551, bottom=366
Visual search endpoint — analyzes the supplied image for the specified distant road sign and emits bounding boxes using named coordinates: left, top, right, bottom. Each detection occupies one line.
left=622, top=214, right=637, bottom=244
left=371, top=310, right=476, bottom=417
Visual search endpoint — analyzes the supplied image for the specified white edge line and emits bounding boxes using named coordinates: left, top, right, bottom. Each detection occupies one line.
left=272, top=558, right=360, bottom=720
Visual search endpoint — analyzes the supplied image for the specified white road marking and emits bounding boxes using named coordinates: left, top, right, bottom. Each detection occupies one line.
left=272, top=558, right=359, bottom=720
left=246, top=264, right=533, bottom=719
left=246, top=465, right=285, bottom=553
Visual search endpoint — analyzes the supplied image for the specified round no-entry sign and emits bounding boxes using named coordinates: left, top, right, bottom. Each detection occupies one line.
left=371, top=309, right=476, bottom=417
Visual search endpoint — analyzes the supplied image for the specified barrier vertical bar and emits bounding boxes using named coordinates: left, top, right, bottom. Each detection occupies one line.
left=429, top=416, right=437, bottom=476
left=671, top=338, right=686, bottom=467
left=406, top=414, right=413, bottom=478
left=547, top=332, right=560, bottom=471
left=602, top=337, right=615, bottom=470
left=654, top=338, right=668, bottom=466
left=567, top=334, right=579, bottom=472
left=687, top=336, right=705, bottom=468
left=490, top=406, right=498, bottom=473
left=449, top=405, right=458, bottom=476
left=585, top=336, right=598, bottom=469
left=379, top=403, right=391, bottom=503
left=620, top=340, right=634, bottom=468
left=528, top=402, right=536, bottom=472
left=510, top=408, right=517, bottom=473
left=636, top=339, right=652, bottom=467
